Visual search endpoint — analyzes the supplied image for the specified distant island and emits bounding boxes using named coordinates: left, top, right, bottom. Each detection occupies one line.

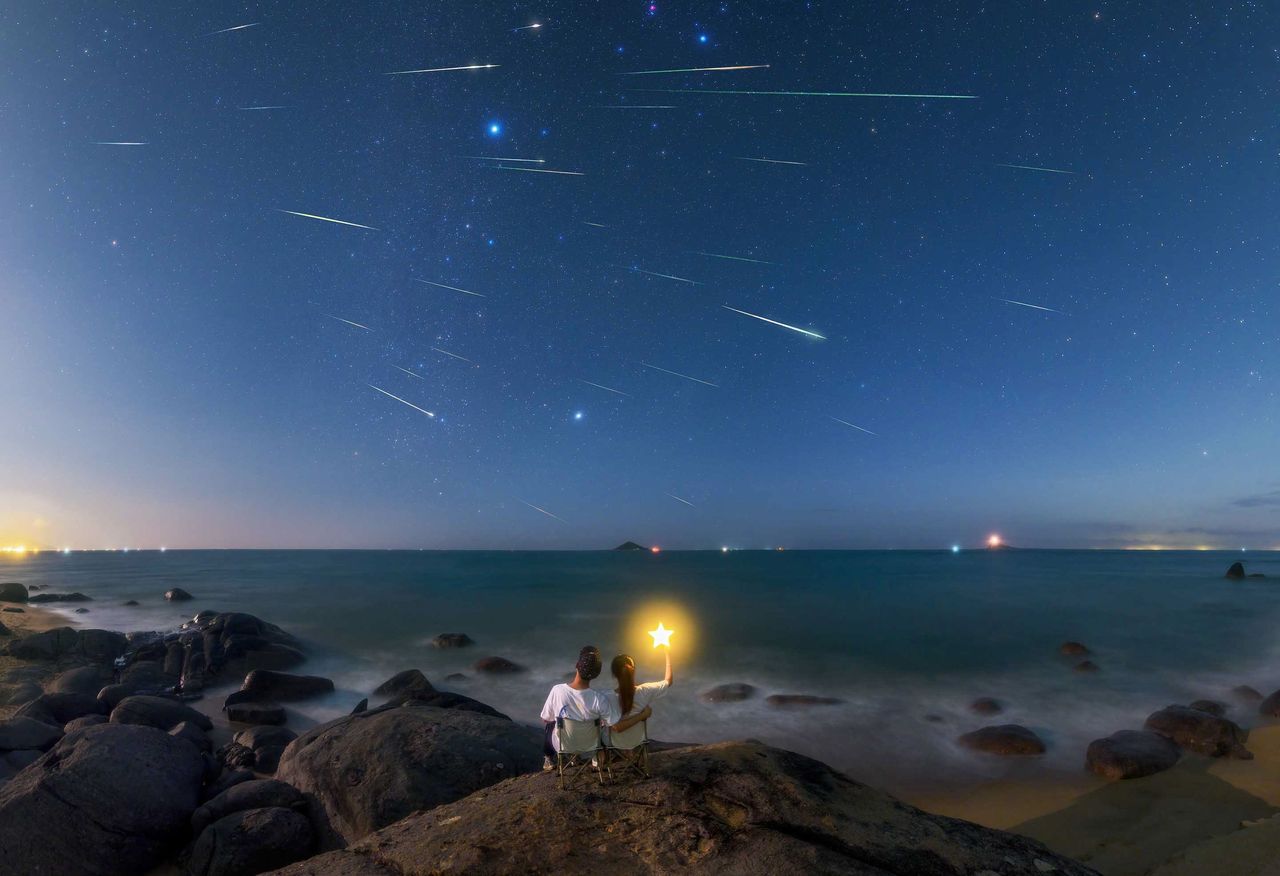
left=613, top=541, right=647, bottom=551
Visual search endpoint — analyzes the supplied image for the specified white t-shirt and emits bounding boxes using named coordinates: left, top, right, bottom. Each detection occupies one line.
left=608, top=680, right=670, bottom=717
left=540, top=683, right=619, bottom=751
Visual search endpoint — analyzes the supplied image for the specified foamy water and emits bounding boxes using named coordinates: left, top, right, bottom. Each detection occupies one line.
left=8, top=548, right=1280, bottom=794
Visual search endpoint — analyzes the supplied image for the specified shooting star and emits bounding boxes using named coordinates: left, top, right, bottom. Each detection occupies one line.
left=413, top=279, right=487, bottom=298
left=385, top=63, right=500, bottom=75
left=996, top=298, right=1065, bottom=314
left=579, top=379, right=630, bottom=397
left=368, top=384, right=435, bottom=417
left=322, top=314, right=372, bottom=331
left=208, top=23, right=259, bottom=35
left=432, top=346, right=474, bottom=364
left=617, top=266, right=701, bottom=285
left=667, top=493, right=695, bottom=507
left=596, top=105, right=678, bottom=109
left=632, top=88, right=978, bottom=99
left=830, top=417, right=877, bottom=436
left=583, top=222, right=610, bottom=228
left=734, top=156, right=806, bottom=166
left=465, top=156, right=545, bottom=163
left=722, top=305, right=825, bottom=340
left=691, top=250, right=776, bottom=265
left=513, top=23, right=543, bottom=31
left=640, top=362, right=718, bottom=388
left=393, top=365, right=425, bottom=380
left=278, top=210, right=378, bottom=230
left=518, top=500, right=567, bottom=523
left=487, top=165, right=585, bottom=176
left=995, top=163, right=1075, bottom=175
left=620, top=64, right=770, bottom=75
left=239, top=105, right=288, bottom=111
left=95, top=141, right=147, bottom=146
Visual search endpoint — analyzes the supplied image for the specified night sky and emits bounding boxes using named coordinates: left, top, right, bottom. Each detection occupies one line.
left=2, top=3, right=1276, bottom=550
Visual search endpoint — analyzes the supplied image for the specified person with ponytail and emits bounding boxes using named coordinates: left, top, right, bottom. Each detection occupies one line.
left=609, top=645, right=674, bottom=725
left=539, top=644, right=652, bottom=771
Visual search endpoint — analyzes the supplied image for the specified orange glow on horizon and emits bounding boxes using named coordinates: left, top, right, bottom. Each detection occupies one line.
left=650, top=545, right=661, bottom=553
left=987, top=533, right=1002, bottom=547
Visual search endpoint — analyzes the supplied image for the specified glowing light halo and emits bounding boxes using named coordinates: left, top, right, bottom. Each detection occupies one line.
left=648, top=622, right=674, bottom=648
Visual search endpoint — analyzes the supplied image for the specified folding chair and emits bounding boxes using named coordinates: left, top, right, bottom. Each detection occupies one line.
left=555, top=715, right=606, bottom=790
left=605, top=718, right=650, bottom=780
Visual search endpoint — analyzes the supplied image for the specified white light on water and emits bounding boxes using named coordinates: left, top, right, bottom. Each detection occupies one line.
left=951, top=545, right=960, bottom=553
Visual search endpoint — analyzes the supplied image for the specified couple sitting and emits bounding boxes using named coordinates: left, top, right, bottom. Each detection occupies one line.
left=539, top=644, right=674, bottom=771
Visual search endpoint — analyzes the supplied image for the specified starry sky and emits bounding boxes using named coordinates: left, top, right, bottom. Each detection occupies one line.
left=1, top=2, right=1276, bottom=550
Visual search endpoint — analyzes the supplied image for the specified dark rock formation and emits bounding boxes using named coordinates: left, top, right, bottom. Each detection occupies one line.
left=165, top=587, right=194, bottom=601
left=374, top=668, right=434, bottom=697
left=613, top=540, right=647, bottom=551
left=0, top=716, right=63, bottom=752
left=275, top=701, right=542, bottom=849
left=192, top=778, right=307, bottom=834
left=227, top=700, right=286, bottom=726
left=1226, top=562, right=1247, bottom=580
left=16, top=692, right=107, bottom=727
left=203, top=768, right=255, bottom=803
left=1085, top=729, right=1181, bottom=780
left=1234, top=684, right=1264, bottom=702
left=28, top=591, right=93, bottom=603
left=444, top=672, right=467, bottom=682
left=241, top=669, right=334, bottom=701
left=234, top=725, right=297, bottom=774
left=393, top=689, right=509, bottom=719
left=189, top=806, right=314, bottom=876
left=1189, top=699, right=1226, bottom=717
left=170, top=720, right=213, bottom=753
left=110, top=695, right=213, bottom=732
left=63, top=715, right=108, bottom=732
left=0, top=606, right=23, bottom=613
left=0, top=723, right=205, bottom=876
left=958, top=724, right=1047, bottom=756
left=431, top=632, right=475, bottom=649
left=0, top=582, right=28, bottom=602
left=1073, top=660, right=1100, bottom=673
left=1059, top=641, right=1090, bottom=656
left=49, top=665, right=115, bottom=696
left=473, top=656, right=525, bottom=674
left=1258, top=689, right=1280, bottom=717
left=269, top=740, right=1097, bottom=876
left=701, top=683, right=757, bottom=703
left=765, top=694, right=842, bottom=708
left=969, top=697, right=1003, bottom=716
left=1144, top=705, right=1251, bottom=758
left=350, top=698, right=368, bottom=715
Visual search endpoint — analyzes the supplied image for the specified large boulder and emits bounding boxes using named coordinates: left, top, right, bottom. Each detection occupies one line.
left=472, top=656, right=524, bottom=674
left=241, top=669, right=334, bottom=701
left=1144, top=705, right=1251, bottom=758
left=275, top=701, right=542, bottom=848
left=50, top=665, right=115, bottom=695
left=958, top=724, right=1047, bottom=756
left=16, top=692, right=107, bottom=727
left=189, top=807, right=314, bottom=876
left=110, top=695, right=213, bottom=732
left=192, top=779, right=307, bottom=834
left=1226, top=562, right=1247, bottom=579
left=0, top=582, right=27, bottom=603
left=373, top=668, right=433, bottom=697
left=970, top=697, right=1003, bottom=716
left=396, top=688, right=509, bottom=719
left=0, top=681, right=41, bottom=706
left=4, top=626, right=80, bottom=659
left=233, top=725, right=298, bottom=774
left=702, top=683, right=757, bottom=703
left=78, top=629, right=128, bottom=663
left=268, top=740, right=1098, bottom=876
left=0, top=723, right=206, bottom=876
left=1257, top=688, right=1280, bottom=717
left=165, top=587, right=194, bottom=601
left=28, top=591, right=93, bottom=603
left=226, top=700, right=286, bottom=726
left=1085, top=730, right=1182, bottom=780
left=431, top=633, right=474, bottom=649
left=0, top=716, right=63, bottom=752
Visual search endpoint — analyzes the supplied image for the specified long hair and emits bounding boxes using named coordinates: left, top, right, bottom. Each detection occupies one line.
left=611, top=654, right=636, bottom=716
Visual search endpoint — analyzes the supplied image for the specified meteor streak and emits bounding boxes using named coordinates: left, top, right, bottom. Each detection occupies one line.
left=633, top=88, right=978, bottom=99
left=617, top=266, right=701, bottom=285
left=368, top=384, right=435, bottom=417
left=95, top=141, right=147, bottom=146
left=830, top=417, right=876, bottom=435
left=393, top=365, right=425, bottom=380
left=996, top=163, right=1075, bottom=175
left=722, top=305, right=825, bottom=339
left=996, top=298, right=1065, bottom=314
left=432, top=346, right=474, bottom=364
left=513, top=23, right=542, bottom=31
left=385, top=63, right=499, bottom=75
left=667, top=493, right=695, bottom=506
left=596, top=105, right=678, bottom=109
left=518, top=500, right=567, bottom=523
left=640, top=363, right=718, bottom=388
left=239, top=105, right=288, bottom=111
left=465, top=156, right=545, bottom=163
left=734, top=156, right=806, bottom=166
left=620, top=64, right=770, bottom=75
left=582, top=222, right=610, bottom=228
left=279, top=210, right=378, bottom=230
left=208, top=23, right=259, bottom=35
left=578, top=379, right=630, bottom=397
left=322, top=314, right=372, bottom=331
left=413, top=279, right=487, bottom=298
left=487, top=165, right=585, bottom=176
left=691, top=251, right=776, bottom=265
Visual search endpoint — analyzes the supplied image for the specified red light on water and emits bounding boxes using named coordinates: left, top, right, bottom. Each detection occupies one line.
left=650, top=545, right=661, bottom=553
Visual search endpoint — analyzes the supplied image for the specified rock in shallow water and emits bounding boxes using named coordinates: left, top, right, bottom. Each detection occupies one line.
left=373, top=668, right=433, bottom=697
left=958, top=724, right=1047, bottom=756
left=165, top=587, right=194, bottom=601
left=765, top=694, right=842, bottom=708
left=1144, top=704, right=1251, bottom=758
left=0, top=582, right=27, bottom=603
left=970, top=697, right=1003, bottom=716
left=110, top=695, right=213, bottom=732
left=1059, top=641, right=1090, bottom=656
left=226, top=700, right=286, bottom=726
left=431, top=632, right=475, bottom=649
left=1188, top=699, right=1226, bottom=717
left=472, top=656, right=524, bottom=674
left=266, top=740, right=1099, bottom=876
left=241, top=669, right=334, bottom=701
left=1085, top=729, right=1181, bottom=780
left=701, top=682, right=757, bottom=703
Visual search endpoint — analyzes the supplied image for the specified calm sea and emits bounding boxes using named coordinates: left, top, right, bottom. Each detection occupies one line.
left=6, top=549, right=1279, bottom=794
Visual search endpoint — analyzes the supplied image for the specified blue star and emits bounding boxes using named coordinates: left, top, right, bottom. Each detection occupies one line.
left=487, top=121, right=502, bottom=137
left=698, top=33, right=709, bottom=43
left=573, top=411, right=584, bottom=421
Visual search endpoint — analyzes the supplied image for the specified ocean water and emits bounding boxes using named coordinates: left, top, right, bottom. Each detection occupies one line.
left=6, top=548, right=1280, bottom=795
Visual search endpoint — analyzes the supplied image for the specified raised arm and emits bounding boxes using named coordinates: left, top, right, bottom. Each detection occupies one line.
left=663, top=649, right=673, bottom=686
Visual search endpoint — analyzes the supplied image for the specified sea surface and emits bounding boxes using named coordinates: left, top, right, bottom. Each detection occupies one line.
left=6, top=548, right=1280, bottom=795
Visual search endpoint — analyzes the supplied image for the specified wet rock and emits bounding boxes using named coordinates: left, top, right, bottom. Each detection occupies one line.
left=765, top=694, right=842, bottom=708
left=395, top=689, right=509, bottom=719
left=268, top=740, right=1097, bottom=876
left=1235, top=684, right=1265, bottom=702
left=431, top=633, right=475, bottom=649
left=1059, top=641, right=1090, bottom=657
left=275, top=700, right=542, bottom=849
left=1073, top=660, right=1100, bottom=673
left=1257, top=689, right=1280, bottom=717
left=0, top=723, right=205, bottom=876
left=472, top=656, right=525, bottom=674
left=374, top=669, right=433, bottom=697
left=123, top=600, right=140, bottom=606
left=1, top=606, right=21, bottom=613
left=958, top=724, right=1047, bottom=756
left=226, top=700, right=286, bottom=726
left=1226, top=562, right=1247, bottom=580
left=49, top=665, right=115, bottom=696
left=110, top=695, right=213, bottom=732
left=1189, top=699, right=1226, bottom=717
left=74, top=607, right=89, bottom=614
left=701, top=683, right=757, bottom=703
left=16, top=692, right=107, bottom=727
left=79, top=629, right=129, bottom=663
left=1145, top=704, right=1251, bottom=758
left=4, top=626, right=79, bottom=659
left=241, top=669, right=334, bottom=702
left=350, top=698, right=368, bottom=715
left=170, top=720, right=213, bottom=753
left=203, top=768, right=255, bottom=803
left=0, top=748, right=42, bottom=781
left=165, top=587, right=194, bottom=601
left=233, top=725, right=297, bottom=774
left=444, top=673, right=467, bottom=682
left=63, top=715, right=108, bottom=732
left=28, top=591, right=93, bottom=603
left=0, top=716, right=63, bottom=752
left=970, top=697, right=1004, bottom=716
left=1085, top=729, right=1181, bottom=780
left=192, top=779, right=307, bottom=834
left=0, top=681, right=41, bottom=706
left=219, top=742, right=257, bottom=769
left=189, top=806, right=315, bottom=876
left=0, top=582, right=27, bottom=603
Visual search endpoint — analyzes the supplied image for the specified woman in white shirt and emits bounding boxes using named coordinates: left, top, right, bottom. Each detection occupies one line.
left=608, top=647, right=674, bottom=723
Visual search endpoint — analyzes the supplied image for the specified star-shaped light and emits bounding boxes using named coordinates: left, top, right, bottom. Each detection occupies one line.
left=648, top=622, right=674, bottom=648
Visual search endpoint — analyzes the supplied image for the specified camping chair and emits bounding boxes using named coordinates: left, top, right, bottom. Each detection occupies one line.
left=555, top=716, right=606, bottom=790
left=605, top=718, right=650, bottom=781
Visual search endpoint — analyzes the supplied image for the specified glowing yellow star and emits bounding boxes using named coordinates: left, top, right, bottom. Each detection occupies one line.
left=648, top=622, right=674, bottom=648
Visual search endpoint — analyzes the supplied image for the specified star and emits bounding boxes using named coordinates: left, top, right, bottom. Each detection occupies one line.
left=648, top=622, right=674, bottom=648
left=486, top=122, right=502, bottom=137
left=573, top=411, right=584, bottom=421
